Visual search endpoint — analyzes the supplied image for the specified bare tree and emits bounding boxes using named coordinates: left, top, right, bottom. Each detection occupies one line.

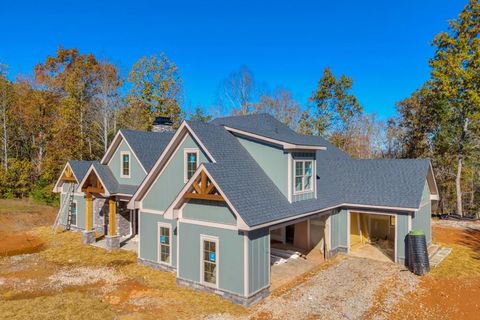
left=0, top=65, right=10, bottom=171
left=217, top=66, right=258, bottom=115
left=254, top=87, right=301, bottom=129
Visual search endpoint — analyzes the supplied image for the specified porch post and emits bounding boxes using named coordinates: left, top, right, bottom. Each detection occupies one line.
left=82, top=192, right=96, bottom=244
left=106, top=196, right=120, bottom=250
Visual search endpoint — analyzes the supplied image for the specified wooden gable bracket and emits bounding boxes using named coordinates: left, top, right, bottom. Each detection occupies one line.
left=61, top=166, right=77, bottom=182
left=81, top=172, right=106, bottom=194
left=184, top=171, right=224, bottom=202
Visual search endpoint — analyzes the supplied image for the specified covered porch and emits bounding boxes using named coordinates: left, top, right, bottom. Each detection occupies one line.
left=79, top=165, right=139, bottom=250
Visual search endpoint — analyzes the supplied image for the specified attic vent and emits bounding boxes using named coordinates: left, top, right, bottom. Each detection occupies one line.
left=152, top=116, right=174, bottom=132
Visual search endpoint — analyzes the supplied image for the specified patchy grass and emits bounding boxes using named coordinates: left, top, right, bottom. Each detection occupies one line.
left=0, top=292, right=115, bottom=320
left=0, top=199, right=57, bottom=214
left=431, top=243, right=480, bottom=278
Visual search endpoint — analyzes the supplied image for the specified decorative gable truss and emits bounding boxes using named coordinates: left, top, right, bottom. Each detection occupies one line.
left=184, top=171, right=224, bottom=202
left=53, top=163, right=79, bottom=192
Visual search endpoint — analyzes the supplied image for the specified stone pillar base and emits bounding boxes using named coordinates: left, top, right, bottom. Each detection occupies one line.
left=82, top=230, right=96, bottom=244
left=106, top=235, right=121, bottom=250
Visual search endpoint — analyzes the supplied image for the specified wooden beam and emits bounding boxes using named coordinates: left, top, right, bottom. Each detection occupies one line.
left=108, top=197, right=116, bottom=236
left=205, top=182, right=215, bottom=195
left=61, top=176, right=77, bottom=182
left=81, top=186, right=104, bottom=194
left=200, top=171, right=207, bottom=193
left=192, top=181, right=202, bottom=194
left=184, top=192, right=224, bottom=202
left=85, top=193, right=93, bottom=231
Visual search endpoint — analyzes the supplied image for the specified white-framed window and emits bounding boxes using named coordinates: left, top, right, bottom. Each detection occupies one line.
left=70, top=200, right=77, bottom=226
left=158, top=223, right=172, bottom=265
left=200, top=235, right=218, bottom=288
left=294, top=159, right=314, bottom=194
left=184, top=148, right=199, bottom=182
left=120, top=151, right=131, bottom=178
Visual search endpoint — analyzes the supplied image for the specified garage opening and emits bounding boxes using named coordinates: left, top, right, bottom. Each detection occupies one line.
left=349, top=212, right=395, bottom=262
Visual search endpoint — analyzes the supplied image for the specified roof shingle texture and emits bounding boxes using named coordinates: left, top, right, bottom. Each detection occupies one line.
left=187, top=114, right=431, bottom=227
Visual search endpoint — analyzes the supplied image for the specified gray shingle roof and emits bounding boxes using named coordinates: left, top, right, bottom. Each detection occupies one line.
left=91, top=162, right=137, bottom=196
left=121, top=129, right=174, bottom=172
left=68, top=160, right=96, bottom=183
left=187, top=117, right=431, bottom=228
left=211, top=113, right=328, bottom=147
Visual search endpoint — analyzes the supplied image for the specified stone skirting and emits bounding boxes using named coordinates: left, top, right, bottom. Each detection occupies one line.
left=176, top=277, right=270, bottom=307
left=82, top=230, right=96, bottom=244
left=137, top=258, right=176, bottom=272
left=327, top=246, right=348, bottom=258
left=106, top=235, right=121, bottom=250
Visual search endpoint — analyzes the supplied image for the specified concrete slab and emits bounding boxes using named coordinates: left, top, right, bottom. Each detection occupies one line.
left=429, top=247, right=452, bottom=267
left=349, top=243, right=393, bottom=263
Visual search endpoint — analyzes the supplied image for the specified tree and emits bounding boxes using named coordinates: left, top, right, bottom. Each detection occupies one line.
left=308, top=67, right=363, bottom=136
left=297, top=110, right=314, bottom=135
left=0, top=65, right=14, bottom=171
left=217, top=66, right=257, bottom=115
left=427, top=0, right=480, bottom=216
left=253, top=87, right=301, bottom=129
left=127, top=53, right=183, bottom=129
left=189, top=107, right=212, bottom=123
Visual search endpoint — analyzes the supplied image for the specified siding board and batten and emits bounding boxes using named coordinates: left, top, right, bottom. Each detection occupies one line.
left=108, top=140, right=146, bottom=185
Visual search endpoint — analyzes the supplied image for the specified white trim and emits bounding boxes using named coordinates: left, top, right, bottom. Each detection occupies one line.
left=140, top=208, right=165, bottom=215
left=102, top=130, right=148, bottom=174
left=138, top=210, right=142, bottom=257
left=243, top=231, right=249, bottom=297
left=307, top=219, right=311, bottom=250
left=293, top=159, right=314, bottom=195
left=248, top=203, right=418, bottom=231
left=183, top=148, right=200, bottom=183
left=200, top=234, right=219, bottom=289
left=430, top=194, right=439, bottom=201
left=179, top=217, right=238, bottom=231
left=287, top=153, right=292, bottom=203
left=157, top=222, right=172, bottom=266
left=129, top=121, right=216, bottom=209
left=176, top=219, right=180, bottom=277
left=394, top=215, right=398, bottom=263
left=77, top=165, right=111, bottom=196
left=223, top=126, right=327, bottom=151
left=408, top=214, right=412, bottom=232
left=347, top=210, right=351, bottom=253
left=53, top=162, right=79, bottom=193
left=120, top=151, right=131, bottom=178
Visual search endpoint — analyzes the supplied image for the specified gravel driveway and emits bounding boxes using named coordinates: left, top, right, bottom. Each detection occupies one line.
left=247, top=256, right=418, bottom=320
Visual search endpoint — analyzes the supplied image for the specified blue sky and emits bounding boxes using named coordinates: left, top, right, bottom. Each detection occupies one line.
left=0, top=0, right=467, bottom=118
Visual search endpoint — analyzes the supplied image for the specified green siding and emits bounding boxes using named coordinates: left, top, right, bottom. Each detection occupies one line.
left=178, top=222, right=245, bottom=296
left=331, top=209, right=348, bottom=249
left=109, top=139, right=146, bottom=185
left=291, top=152, right=316, bottom=202
left=396, top=213, right=410, bottom=262
left=237, top=136, right=288, bottom=198
left=143, top=134, right=208, bottom=211
left=413, top=182, right=432, bottom=244
left=183, top=199, right=237, bottom=225
left=139, top=211, right=177, bottom=267
left=248, top=228, right=270, bottom=295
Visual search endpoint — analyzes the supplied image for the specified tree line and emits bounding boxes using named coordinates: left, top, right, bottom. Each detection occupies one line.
left=0, top=1, right=479, bottom=217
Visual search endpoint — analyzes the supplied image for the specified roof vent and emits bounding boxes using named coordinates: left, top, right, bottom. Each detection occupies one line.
left=152, top=116, right=174, bottom=132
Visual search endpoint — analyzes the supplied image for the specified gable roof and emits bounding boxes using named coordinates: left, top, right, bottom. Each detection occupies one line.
left=120, top=130, right=175, bottom=172
left=211, top=113, right=328, bottom=148
left=53, top=160, right=96, bottom=192
left=101, top=129, right=174, bottom=173
left=78, top=162, right=138, bottom=196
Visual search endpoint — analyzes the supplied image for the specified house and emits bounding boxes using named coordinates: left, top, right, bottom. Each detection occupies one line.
left=53, top=113, right=438, bottom=306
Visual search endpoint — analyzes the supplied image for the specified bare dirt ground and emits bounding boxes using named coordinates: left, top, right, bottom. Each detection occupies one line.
left=1, top=200, right=479, bottom=319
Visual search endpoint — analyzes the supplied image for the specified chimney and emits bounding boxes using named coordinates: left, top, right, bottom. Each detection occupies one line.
left=152, top=116, right=174, bottom=132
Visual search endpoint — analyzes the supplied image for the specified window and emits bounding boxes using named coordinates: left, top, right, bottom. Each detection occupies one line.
left=294, top=160, right=314, bottom=193
left=184, top=149, right=199, bottom=182
left=121, top=152, right=130, bottom=178
left=158, top=224, right=171, bottom=264
left=69, top=201, right=77, bottom=226
left=201, top=237, right=218, bottom=286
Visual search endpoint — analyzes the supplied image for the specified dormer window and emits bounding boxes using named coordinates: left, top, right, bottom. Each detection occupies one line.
left=294, top=160, right=313, bottom=194
left=121, top=151, right=131, bottom=178
left=184, top=149, right=199, bottom=182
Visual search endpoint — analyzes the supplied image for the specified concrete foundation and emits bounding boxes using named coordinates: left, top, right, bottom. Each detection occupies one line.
left=138, top=258, right=176, bottom=272
left=106, top=235, right=121, bottom=250
left=82, top=230, right=96, bottom=244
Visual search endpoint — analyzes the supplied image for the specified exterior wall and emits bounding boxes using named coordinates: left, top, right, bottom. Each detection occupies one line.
left=396, top=212, right=410, bottom=264
left=248, top=228, right=270, bottom=296
left=60, top=182, right=86, bottom=229
left=293, top=220, right=309, bottom=250
left=139, top=211, right=177, bottom=268
left=182, top=200, right=237, bottom=225
left=236, top=136, right=289, bottom=198
left=94, top=197, right=107, bottom=232
left=143, top=134, right=208, bottom=211
left=291, top=152, right=316, bottom=202
left=330, top=208, right=348, bottom=252
left=412, top=181, right=432, bottom=244
left=108, top=139, right=146, bottom=185
left=178, top=222, right=245, bottom=297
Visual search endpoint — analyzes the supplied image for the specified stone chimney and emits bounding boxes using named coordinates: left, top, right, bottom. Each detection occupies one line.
left=152, top=116, right=174, bottom=132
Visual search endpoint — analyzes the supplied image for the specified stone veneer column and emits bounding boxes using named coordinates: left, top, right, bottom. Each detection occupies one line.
left=106, top=197, right=120, bottom=250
